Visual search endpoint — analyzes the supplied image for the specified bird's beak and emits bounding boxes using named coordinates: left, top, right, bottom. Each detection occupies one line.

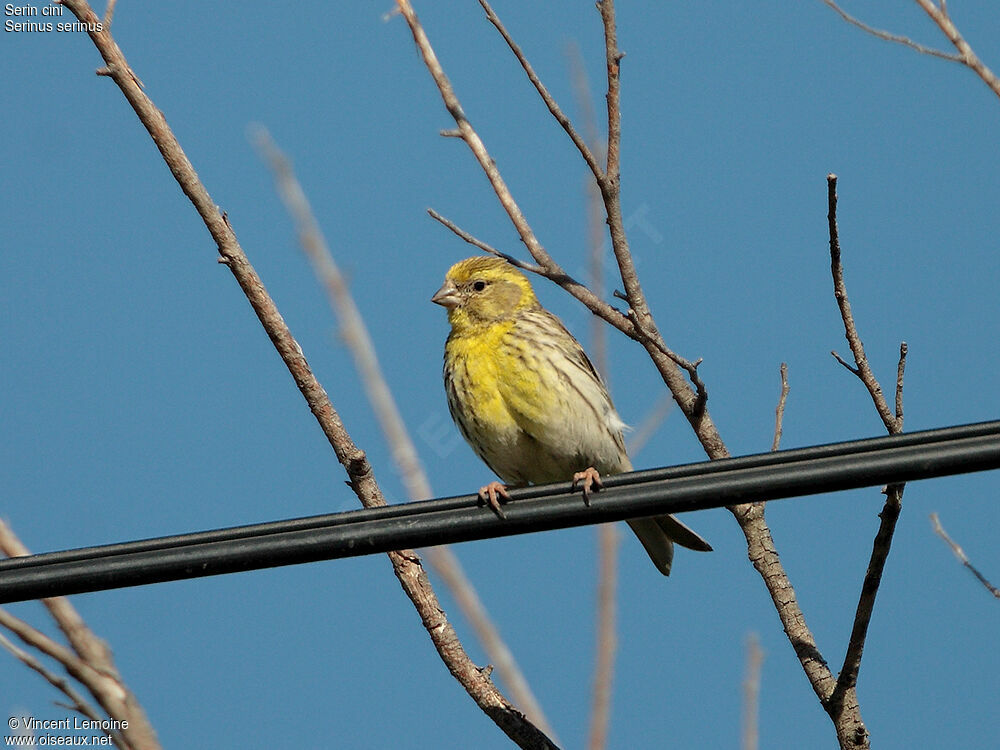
left=431, top=280, right=461, bottom=309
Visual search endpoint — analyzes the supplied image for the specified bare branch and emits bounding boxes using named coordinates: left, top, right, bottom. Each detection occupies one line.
left=397, top=7, right=845, bottom=746
left=829, top=483, right=900, bottom=727
left=733, top=501, right=838, bottom=705
left=772, top=363, right=790, bottom=452
left=598, top=0, right=622, bottom=181
left=428, top=546, right=559, bottom=741
left=820, top=0, right=961, bottom=62
left=0, top=610, right=149, bottom=750
left=931, top=513, right=1000, bottom=598
left=0, top=521, right=158, bottom=750
left=741, top=634, right=764, bottom=750
left=913, top=0, right=1000, bottom=100
left=831, top=350, right=860, bottom=376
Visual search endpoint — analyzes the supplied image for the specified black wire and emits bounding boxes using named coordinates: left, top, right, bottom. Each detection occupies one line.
left=7, top=419, right=997, bottom=571
left=1, top=421, right=999, bottom=603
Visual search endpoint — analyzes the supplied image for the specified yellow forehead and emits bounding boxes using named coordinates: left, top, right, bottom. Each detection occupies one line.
left=446, top=256, right=524, bottom=284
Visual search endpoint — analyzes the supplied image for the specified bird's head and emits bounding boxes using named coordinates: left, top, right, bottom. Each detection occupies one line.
left=432, top=256, right=540, bottom=329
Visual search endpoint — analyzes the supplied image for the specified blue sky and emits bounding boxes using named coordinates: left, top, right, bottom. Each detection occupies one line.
left=2, top=1, right=999, bottom=747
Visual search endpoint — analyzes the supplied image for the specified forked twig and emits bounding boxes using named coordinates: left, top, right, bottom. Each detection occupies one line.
left=820, top=0, right=960, bottom=62
left=825, top=175, right=906, bottom=749
left=829, top=175, right=902, bottom=436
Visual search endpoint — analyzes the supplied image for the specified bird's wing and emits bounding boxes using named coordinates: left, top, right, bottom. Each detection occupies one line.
left=496, top=310, right=629, bottom=473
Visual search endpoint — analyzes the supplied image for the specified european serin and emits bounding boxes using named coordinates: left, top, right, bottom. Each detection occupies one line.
left=432, top=256, right=711, bottom=575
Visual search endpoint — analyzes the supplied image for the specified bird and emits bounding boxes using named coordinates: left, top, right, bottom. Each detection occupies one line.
left=431, top=255, right=711, bottom=575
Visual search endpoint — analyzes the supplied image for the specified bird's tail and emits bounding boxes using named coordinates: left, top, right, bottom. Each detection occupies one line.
left=627, top=515, right=713, bottom=576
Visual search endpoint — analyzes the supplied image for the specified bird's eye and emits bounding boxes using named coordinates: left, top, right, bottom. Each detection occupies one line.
left=472, top=280, right=487, bottom=292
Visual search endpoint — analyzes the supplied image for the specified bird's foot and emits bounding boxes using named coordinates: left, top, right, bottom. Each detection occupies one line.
left=572, top=467, right=603, bottom=506
left=478, top=481, right=510, bottom=519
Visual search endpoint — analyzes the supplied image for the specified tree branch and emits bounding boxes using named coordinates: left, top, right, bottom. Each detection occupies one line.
left=52, top=4, right=557, bottom=747
left=398, top=5, right=847, bottom=745
left=913, top=0, right=1000, bottom=100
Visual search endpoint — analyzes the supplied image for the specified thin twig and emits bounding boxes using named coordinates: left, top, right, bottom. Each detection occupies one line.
left=820, top=0, right=961, bottom=62
left=930, top=513, right=1000, bottom=598
left=828, top=174, right=900, bottom=434
left=566, top=41, right=606, bottom=164
left=576, top=68, right=617, bottom=745
left=479, top=0, right=605, bottom=184
left=254, top=127, right=557, bottom=741
left=102, top=0, right=116, bottom=28
left=772, top=363, right=790, bottom=452
left=426, top=209, right=544, bottom=274
left=895, top=343, right=907, bottom=424
left=52, top=4, right=556, bottom=747
left=587, top=524, right=619, bottom=750
left=741, top=634, right=763, bottom=750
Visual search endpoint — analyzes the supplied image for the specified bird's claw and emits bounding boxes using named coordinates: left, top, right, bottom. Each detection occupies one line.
left=478, top=481, right=510, bottom=519
left=572, top=467, right=603, bottom=507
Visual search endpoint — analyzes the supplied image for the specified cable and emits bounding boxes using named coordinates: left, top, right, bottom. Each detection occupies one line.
left=1, top=421, right=998, bottom=603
